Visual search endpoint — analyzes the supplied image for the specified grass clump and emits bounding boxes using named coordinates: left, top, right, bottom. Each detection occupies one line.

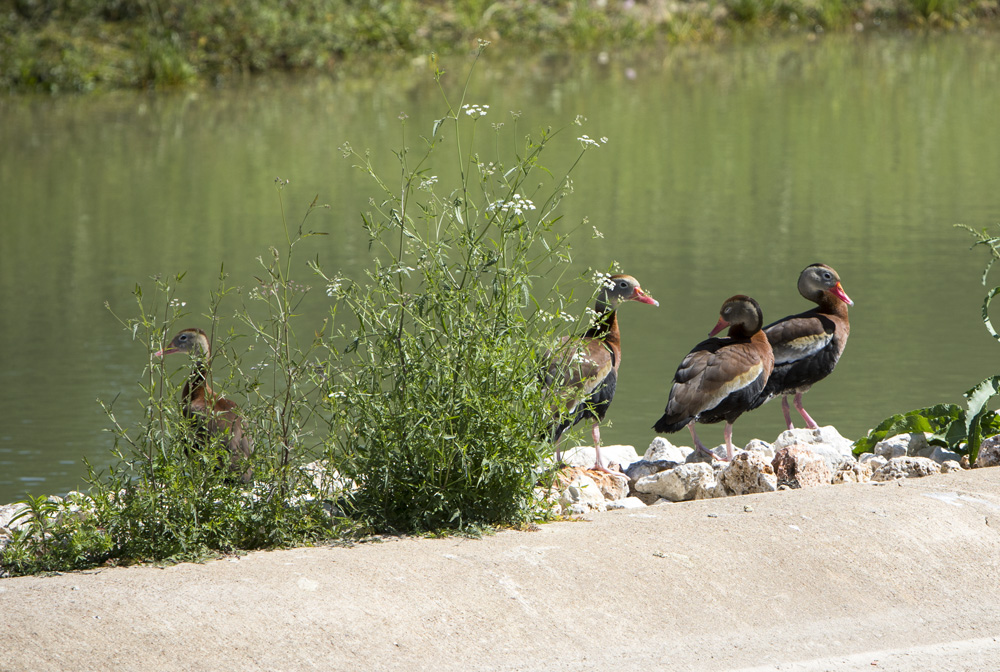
left=0, top=46, right=608, bottom=574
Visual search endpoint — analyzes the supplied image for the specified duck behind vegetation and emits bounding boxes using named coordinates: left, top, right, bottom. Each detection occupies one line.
left=653, top=295, right=774, bottom=461
left=156, top=328, right=254, bottom=483
left=545, top=274, right=658, bottom=476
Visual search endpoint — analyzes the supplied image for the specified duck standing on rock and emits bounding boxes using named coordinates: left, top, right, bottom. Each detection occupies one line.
left=653, top=295, right=774, bottom=461
left=156, top=328, right=254, bottom=483
left=545, top=274, right=658, bottom=476
left=750, top=263, right=853, bottom=430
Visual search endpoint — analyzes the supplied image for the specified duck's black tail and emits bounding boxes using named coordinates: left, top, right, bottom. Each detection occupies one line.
left=652, top=413, right=689, bottom=434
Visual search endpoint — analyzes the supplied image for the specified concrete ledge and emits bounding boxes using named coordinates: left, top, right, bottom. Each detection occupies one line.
left=2, top=469, right=1000, bottom=671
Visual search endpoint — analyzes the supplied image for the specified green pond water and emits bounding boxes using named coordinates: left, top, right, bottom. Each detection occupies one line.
left=2, top=33, right=999, bottom=503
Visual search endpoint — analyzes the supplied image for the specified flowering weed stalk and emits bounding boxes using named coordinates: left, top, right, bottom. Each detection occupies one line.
left=318, top=44, right=606, bottom=532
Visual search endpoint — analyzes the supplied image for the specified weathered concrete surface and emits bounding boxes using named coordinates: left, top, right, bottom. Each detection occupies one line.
left=2, top=469, right=1000, bottom=671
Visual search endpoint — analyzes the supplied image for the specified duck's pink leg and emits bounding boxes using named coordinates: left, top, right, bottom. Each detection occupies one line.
left=590, top=424, right=628, bottom=480
left=689, top=423, right=727, bottom=461
left=724, top=423, right=736, bottom=461
left=781, top=396, right=795, bottom=430
left=794, top=392, right=819, bottom=429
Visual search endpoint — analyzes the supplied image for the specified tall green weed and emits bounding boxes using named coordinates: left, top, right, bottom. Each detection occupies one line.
left=315, top=43, right=601, bottom=532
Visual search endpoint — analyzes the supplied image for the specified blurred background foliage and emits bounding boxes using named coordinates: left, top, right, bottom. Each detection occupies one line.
left=2, top=0, right=998, bottom=93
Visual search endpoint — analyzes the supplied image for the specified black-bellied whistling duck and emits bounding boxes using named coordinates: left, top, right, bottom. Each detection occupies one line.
left=546, top=274, right=658, bottom=476
left=156, top=328, right=253, bottom=483
left=750, top=263, right=853, bottom=430
left=653, top=295, right=774, bottom=461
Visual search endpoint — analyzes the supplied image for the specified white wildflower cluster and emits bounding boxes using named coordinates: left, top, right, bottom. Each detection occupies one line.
left=570, top=347, right=595, bottom=366
left=462, top=103, right=490, bottom=117
left=538, top=310, right=575, bottom=324
left=325, top=274, right=344, bottom=297
left=592, top=226, right=604, bottom=239
left=418, top=175, right=438, bottom=191
left=169, top=298, right=187, bottom=308
left=577, top=134, right=608, bottom=149
left=592, top=270, right=616, bottom=291
left=479, top=161, right=497, bottom=177
left=488, top=194, right=536, bottom=216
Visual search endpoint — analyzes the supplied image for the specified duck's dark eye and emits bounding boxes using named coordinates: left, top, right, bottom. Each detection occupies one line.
left=619, top=280, right=629, bottom=289
left=823, top=272, right=832, bottom=280
left=179, top=334, right=188, bottom=341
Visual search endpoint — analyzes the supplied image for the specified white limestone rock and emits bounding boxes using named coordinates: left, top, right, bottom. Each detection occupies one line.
left=744, top=439, right=776, bottom=459
left=561, top=445, right=641, bottom=471
left=589, top=470, right=630, bottom=501
left=940, top=460, right=964, bottom=474
left=772, top=426, right=856, bottom=473
left=771, top=446, right=833, bottom=488
left=874, top=433, right=930, bottom=460
left=833, top=462, right=874, bottom=484
left=557, top=471, right=607, bottom=513
left=927, top=445, right=963, bottom=464
left=975, top=435, right=1000, bottom=468
left=0, top=502, right=30, bottom=534
left=635, top=463, right=716, bottom=502
left=858, top=453, right=888, bottom=470
left=606, top=497, right=649, bottom=510
left=644, top=437, right=694, bottom=463
left=880, top=433, right=963, bottom=463
left=716, top=452, right=778, bottom=496
left=624, top=459, right=679, bottom=481
left=871, top=456, right=941, bottom=481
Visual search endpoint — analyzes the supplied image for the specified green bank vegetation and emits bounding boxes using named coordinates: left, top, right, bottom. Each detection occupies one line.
left=0, top=46, right=609, bottom=575
left=852, top=225, right=1000, bottom=464
left=2, top=0, right=998, bottom=93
